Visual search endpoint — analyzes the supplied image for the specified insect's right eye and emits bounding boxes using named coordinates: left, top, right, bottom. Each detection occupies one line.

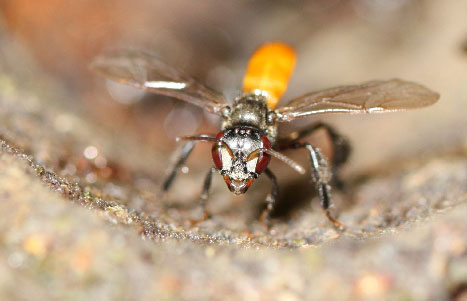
left=212, top=132, right=226, bottom=170
left=211, top=143, right=223, bottom=170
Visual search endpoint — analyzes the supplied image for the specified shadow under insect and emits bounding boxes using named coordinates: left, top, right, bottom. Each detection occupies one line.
left=258, top=179, right=315, bottom=221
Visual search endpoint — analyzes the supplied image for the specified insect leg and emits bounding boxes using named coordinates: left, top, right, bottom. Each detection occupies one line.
left=260, top=168, right=279, bottom=228
left=280, top=141, right=345, bottom=230
left=306, top=144, right=345, bottom=230
left=162, top=141, right=196, bottom=192
left=198, top=167, right=217, bottom=221
left=278, top=122, right=351, bottom=188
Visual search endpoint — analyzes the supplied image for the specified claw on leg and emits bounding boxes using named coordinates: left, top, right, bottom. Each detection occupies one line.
left=324, top=209, right=345, bottom=231
left=189, top=209, right=211, bottom=226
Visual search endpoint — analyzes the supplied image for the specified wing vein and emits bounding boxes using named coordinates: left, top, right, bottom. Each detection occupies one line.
left=276, top=79, right=439, bottom=122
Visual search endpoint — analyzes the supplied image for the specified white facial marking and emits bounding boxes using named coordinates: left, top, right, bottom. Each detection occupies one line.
left=220, top=148, right=232, bottom=170
left=246, top=158, right=258, bottom=173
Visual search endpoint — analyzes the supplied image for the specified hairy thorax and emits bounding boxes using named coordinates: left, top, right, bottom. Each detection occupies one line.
left=221, top=94, right=278, bottom=144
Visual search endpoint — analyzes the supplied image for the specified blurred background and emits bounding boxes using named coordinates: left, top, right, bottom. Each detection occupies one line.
left=1, top=0, right=465, bottom=173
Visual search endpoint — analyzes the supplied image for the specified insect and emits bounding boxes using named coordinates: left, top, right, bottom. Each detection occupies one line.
left=91, top=42, right=439, bottom=229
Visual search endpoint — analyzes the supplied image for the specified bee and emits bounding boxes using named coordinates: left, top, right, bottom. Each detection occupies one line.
left=91, top=42, right=439, bottom=229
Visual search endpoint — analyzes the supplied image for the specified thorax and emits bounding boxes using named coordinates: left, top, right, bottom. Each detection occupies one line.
left=221, top=94, right=278, bottom=144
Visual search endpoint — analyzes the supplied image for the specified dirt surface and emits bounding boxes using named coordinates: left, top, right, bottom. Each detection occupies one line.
left=1, top=1, right=467, bottom=300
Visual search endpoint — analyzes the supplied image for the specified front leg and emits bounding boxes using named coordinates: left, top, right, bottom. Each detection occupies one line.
left=197, top=167, right=217, bottom=221
left=279, top=141, right=345, bottom=230
left=162, top=141, right=196, bottom=192
left=260, top=168, right=279, bottom=229
left=189, top=167, right=216, bottom=225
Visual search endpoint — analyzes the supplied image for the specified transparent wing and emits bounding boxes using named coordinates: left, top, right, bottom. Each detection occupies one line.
left=90, top=50, right=228, bottom=115
left=275, top=79, right=439, bottom=122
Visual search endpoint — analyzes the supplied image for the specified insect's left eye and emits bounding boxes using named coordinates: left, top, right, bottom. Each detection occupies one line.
left=255, top=152, right=270, bottom=174
left=255, top=136, right=272, bottom=174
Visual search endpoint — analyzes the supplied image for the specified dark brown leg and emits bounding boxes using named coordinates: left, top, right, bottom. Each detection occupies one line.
left=277, top=140, right=345, bottom=231
left=190, top=167, right=216, bottom=224
left=162, top=141, right=196, bottom=192
left=199, top=167, right=216, bottom=220
left=260, top=168, right=279, bottom=229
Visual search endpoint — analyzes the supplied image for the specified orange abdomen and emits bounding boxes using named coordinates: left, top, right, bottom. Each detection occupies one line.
left=242, top=42, right=296, bottom=109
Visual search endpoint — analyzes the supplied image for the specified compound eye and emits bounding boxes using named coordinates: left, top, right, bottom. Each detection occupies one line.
left=211, top=143, right=223, bottom=169
left=211, top=132, right=233, bottom=170
left=255, top=152, right=271, bottom=174
left=255, top=136, right=272, bottom=174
